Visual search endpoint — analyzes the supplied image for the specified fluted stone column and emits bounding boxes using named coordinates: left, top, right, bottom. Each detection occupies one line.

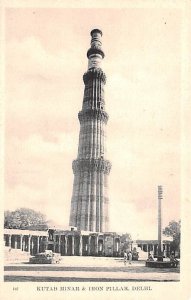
left=103, top=236, right=105, bottom=256
left=19, top=235, right=23, bottom=250
left=8, top=235, right=11, bottom=247
left=58, top=236, right=61, bottom=254
left=69, top=29, right=111, bottom=232
left=65, top=236, right=68, bottom=255
left=71, top=236, right=75, bottom=256
left=31, top=237, right=34, bottom=255
left=88, top=235, right=91, bottom=255
left=23, top=236, right=26, bottom=251
left=15, top=236, right=18, bottom=249
left=79, top=235, right=83, bottom=256
left=95, top=235, right=99, bottom=255
left=21, top=235, right=24, bottom=250
left=37, top=236, right=40, bottom=254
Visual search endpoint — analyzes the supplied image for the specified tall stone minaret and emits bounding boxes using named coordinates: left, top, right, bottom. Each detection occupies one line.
left=69, top=29, right=111, bottom=232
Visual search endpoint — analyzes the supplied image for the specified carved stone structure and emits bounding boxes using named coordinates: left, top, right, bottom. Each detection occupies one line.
left=4, top=228, right=171, bottom=259
left=4, top=229, right=48, bottom=255
left=69, top=29, right=111, bottom=232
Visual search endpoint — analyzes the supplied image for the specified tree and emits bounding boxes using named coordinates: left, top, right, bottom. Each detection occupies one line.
left=163, top=220, right=181, bottom=256
left=4, top=208, right=49, bottom=231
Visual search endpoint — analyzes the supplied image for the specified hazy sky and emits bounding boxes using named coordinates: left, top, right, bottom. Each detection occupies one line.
left=5, top=7, right=181, bottom=239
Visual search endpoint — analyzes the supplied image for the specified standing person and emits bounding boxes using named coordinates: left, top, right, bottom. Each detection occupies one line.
left=124, top=251, right=127, bottom=265
left=128, top=251, right=132, bottom=264
left=148, top=252, right=154, bottom=261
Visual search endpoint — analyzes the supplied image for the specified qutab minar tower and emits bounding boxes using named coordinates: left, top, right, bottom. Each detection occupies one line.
left=69, top=29, right=111, bottom=232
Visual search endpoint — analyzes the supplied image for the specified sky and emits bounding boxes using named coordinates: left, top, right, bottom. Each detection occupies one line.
left=4, top=7, right=181, bottom=239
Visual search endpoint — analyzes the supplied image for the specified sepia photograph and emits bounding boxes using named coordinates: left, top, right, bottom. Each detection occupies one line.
left=1, top=0, right=191, bottom=299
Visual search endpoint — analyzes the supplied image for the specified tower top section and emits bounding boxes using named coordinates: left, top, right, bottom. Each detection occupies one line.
left=91, top=29, right=102, bottom=36
left=87, top=29, right=105, bottom=69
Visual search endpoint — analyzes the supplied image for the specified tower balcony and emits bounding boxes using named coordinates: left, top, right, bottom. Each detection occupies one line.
left=72, top=158, right=112, bottom=175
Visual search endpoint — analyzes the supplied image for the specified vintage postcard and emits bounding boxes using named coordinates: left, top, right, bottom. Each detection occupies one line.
left=0, top=0, right=190, bottom=299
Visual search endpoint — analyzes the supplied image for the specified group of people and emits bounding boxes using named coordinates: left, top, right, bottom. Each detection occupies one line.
left=123, top=250, right=178, bottom=265
left=123, top=251, right=133, bottom=265
left=170, top=253, right=178, bottom=263
left=147, top=252, right=154, bottom=261
left=147, top=251, right=179, bottom=263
